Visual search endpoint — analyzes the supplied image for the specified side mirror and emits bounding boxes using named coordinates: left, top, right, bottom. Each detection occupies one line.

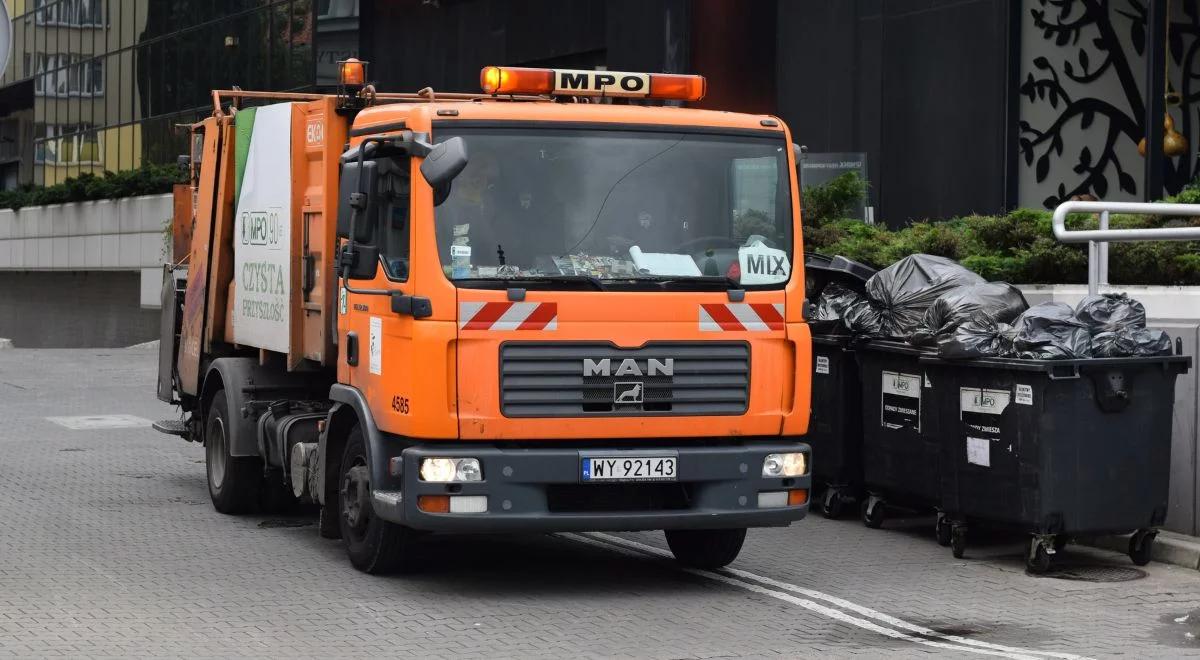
left=420, top=136, right=468, bottom=191
left=341, top=243, right=379, bottom=280
left=337, top=159, right=378, bottom=243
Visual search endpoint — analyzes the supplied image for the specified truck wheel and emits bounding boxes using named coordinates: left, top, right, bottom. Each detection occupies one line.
left=665, top=528, right=746, bottom=569
left=205, top=392, right=262, bottom=514
left=339, top=426, right=413, bottom=574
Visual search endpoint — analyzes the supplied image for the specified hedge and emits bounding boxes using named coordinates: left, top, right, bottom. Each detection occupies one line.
left=802, top=173, right=1200, bottom=285
left=0, top=164, right=185, bottom=211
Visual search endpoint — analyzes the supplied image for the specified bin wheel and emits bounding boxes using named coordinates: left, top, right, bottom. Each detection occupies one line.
left=1129, top=530, right=1156, bottom=567
left=935, top=516, right=952, bottom=547
left=950, top=525, right=967, bottom=559
left=821, top=488, right=845, bottom=519
left=1027, top=540, right=1053, bottom=574
left=861, top=498, right=885, bottom=529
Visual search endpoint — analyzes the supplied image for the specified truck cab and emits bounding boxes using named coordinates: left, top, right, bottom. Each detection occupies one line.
left=158, top=63, right=812, bottom=574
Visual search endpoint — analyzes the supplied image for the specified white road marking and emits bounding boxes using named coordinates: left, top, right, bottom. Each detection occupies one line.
left=565, top=532, right=1092, bottom=660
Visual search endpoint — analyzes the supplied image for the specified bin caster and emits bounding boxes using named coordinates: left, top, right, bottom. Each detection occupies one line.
left=1053, top=535, right=1068, bottom=552
left=1026, top=536, right=1055, bottom=574
left=821, top=488, right=846, bottom=519
left=950, top=523, right=967, bottom=559
left=861, top=496, right=885, bottom=529
left=1129, top=529, right=1157, bottom=567
left=935, top=513, right=952, bottom=547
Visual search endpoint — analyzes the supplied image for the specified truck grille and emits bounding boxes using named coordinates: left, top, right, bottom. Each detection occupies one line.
left=500, top=342, right=750, bottom=417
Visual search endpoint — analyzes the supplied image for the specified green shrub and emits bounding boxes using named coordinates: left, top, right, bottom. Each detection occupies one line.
left=802, top=172, right=867, bottom=226
left=801, top=204, right=1200, bottom=285
left=0, top=164, right=184, bottom=211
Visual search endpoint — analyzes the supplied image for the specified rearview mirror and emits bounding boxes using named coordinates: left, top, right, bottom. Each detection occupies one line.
left=340, top=243, right=379, bottom=280
left=337, top=160, right=378, bottom=243
left=420, top=136, right=469, bottom=189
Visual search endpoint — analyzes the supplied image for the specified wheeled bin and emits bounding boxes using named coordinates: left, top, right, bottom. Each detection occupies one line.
left=922, top=353, right=1191, bottom=572
left=856, top=340, right=943, bottom=528
left=809, top=335, right=864, bottom=518
left=804, top=253, right=875, bottom=518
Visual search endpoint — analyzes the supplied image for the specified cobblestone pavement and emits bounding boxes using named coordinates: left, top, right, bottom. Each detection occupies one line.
left=3, top=348, right=1200, bottom=658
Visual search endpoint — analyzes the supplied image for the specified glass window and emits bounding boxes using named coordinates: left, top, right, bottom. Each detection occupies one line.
left=35, top=0, right=105, bottom=27
left=375, top=157, right=412, bottom=281
left=432, top=127, right=794, bottom=290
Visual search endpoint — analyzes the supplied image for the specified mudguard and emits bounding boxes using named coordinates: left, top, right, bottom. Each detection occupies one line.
left=201, top=357, right=326, bottom=457
left=325, top=384, right=392, bottom=493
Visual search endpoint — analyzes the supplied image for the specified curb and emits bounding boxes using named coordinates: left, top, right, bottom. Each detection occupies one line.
left=1086, top=531, right=1200, bottom=570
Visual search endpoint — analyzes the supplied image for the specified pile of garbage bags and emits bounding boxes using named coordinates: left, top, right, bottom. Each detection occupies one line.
left=811, top=253, right=1172, bottom=360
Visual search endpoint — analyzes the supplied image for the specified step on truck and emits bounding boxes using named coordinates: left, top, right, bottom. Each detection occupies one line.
left=155, top=61, right=813, bottom=573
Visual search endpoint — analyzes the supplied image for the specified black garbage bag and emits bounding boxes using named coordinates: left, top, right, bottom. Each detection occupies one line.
left=1011, top=302, right=1092, bottom=359
left=1074, top=293, right=1147, bottom=332
left=1092, top=328, right=1173, bottom=357
left=811, top=282, right=866, bottom=334
left=910, top=282, right=1028, bottom=347
left=937, top=315, right=1018, bottom=359
left=847, top=254, right=985, bottom=339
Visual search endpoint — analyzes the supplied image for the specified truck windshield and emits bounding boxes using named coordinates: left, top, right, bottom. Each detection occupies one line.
left=433, top=127, right=793, bottom=290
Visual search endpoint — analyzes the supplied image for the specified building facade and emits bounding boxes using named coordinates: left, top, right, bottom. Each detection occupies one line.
left=0, top=0, right=361, bottom=187
left=1, top=0, right=1193, bottom=226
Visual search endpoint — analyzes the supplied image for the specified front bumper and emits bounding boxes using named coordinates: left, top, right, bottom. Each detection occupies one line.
left=371, top=440, right=811, bottom=533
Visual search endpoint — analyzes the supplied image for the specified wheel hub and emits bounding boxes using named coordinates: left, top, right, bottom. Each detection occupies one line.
left=341, top=465, right=371, bottom=532
left=207, top=417, right=227, bottom=487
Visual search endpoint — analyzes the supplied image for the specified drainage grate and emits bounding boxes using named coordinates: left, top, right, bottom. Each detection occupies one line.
left=1034, top=563, right=1147, bottom=582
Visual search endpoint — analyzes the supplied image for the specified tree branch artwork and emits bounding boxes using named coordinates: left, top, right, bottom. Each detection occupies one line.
left=1020, top=0, right=1200, bottom=207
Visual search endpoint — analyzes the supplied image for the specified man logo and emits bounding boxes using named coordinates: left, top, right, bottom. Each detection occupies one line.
left=614, top=382, right=644, bottom=404
left=582, top=358, right=674, bottom=378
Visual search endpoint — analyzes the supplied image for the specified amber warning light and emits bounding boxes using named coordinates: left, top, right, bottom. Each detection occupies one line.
left=480, top=66, right=706, bottom=102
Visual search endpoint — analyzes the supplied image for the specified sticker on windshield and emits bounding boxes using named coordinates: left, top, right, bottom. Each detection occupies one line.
left=450, top=245, right=472, bottom=279
left=738, top=240, right=790, bottom=285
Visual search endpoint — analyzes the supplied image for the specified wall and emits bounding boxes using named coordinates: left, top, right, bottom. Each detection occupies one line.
left=776, top=0, right=1014, bottom=227
left=1020, top=284, right=1200, bottom=536
left=0, top=193, right=170, bottom=348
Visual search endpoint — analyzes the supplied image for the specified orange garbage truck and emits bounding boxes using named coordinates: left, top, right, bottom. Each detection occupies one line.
left=155, top=61, right=813, bottom=573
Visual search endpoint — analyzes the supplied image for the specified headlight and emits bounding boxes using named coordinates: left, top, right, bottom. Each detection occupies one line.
left=419, top=457, right=483, bottom=482
left=762, top=452, right=807, bottom=477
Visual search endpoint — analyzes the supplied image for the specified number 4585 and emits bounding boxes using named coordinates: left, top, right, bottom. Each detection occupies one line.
left=391, top=395, right=409, bottom=414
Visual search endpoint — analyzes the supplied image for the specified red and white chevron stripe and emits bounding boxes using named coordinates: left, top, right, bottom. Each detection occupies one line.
left=699, top=303, right=785, bottom=332
left=458, top=302, right=558, bottom=331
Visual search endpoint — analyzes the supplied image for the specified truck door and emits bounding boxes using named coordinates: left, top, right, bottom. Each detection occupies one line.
left=342, top=157, right=418, bottom=431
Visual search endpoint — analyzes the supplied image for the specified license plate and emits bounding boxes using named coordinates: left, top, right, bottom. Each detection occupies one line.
left=582, top=456, right=677, bottom=482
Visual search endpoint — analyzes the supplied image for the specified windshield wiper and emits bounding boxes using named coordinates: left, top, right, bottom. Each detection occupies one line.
left=455, top=274, right=607, bottom=291
left=615, top=275, right=741, bottom=289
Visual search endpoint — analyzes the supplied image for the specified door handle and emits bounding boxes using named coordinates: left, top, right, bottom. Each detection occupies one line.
left=391, top=292, right=433, bottom=318
left=345, top=331, right=359, bottom=366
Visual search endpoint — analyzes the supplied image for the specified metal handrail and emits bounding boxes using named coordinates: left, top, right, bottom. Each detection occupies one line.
left=1052, top=200, right=1200, bottom=295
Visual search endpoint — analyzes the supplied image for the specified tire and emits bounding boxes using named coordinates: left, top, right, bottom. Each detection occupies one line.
left=1129, top=531, right=1155, bottom=567
left=205, top=392, right=263, bottom=514
left=950, top=526, right=967, bottom=559
left=821, top=488, right=845, bottom=519
left=861, top=499, right=885, bottom=529
left=1027, top=541, right=1052, bottom=574
left=665, top=528, right=747, bottom=569
left=935, top=516, right=952, bottom=547
left=339, top=426, right=414, bottom=574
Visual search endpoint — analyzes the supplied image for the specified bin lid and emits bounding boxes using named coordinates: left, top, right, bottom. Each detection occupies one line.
left=857, top=339, right=937, bottom=357
left=804, top=252, right=876, bottom=292
left=918, top=353, right=1192, bottom=374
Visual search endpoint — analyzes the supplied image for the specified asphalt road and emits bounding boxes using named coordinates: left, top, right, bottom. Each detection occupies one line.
left=3, top=347, right=1200, bottom=658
